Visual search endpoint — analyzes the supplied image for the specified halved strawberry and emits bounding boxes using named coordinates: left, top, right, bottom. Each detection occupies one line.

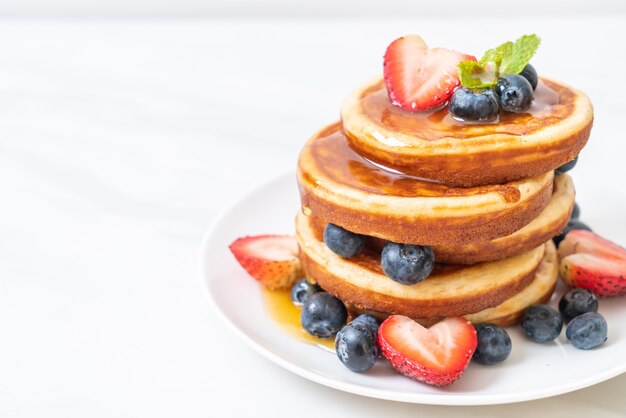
left=229, top=235, right=303, bottom=290
left=378, top=315, right=477, bottom=386
left=559, top=230, right=626, bottom=297
left=383, top=35, right=476, bottom=112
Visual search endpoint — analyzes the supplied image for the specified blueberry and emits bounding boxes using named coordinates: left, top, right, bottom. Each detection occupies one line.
left=566, top=312, right=608, bottom=350
left=352, top=314, right=380, bottom=335
left=335, top=322, right=379, bottom=372
left=381, top=242, right=435, bottom=285
left=495, top=74, right=534, bottom=112
left=448, top=87, right=500, bottom=122
left=556, top=156, right=578, bottom=174
left=521, top=304, right=563, bottom=343
left=472, top=324, right=512, bottom=365
left=290, top=279, right=322, bottom=307
left=553, top=219, right=593, bottom=247
left=559, top=288, right=598, bottom=323
left=520, top=64, right=538, bottom=90
left=301, top=292, right=347, bottom=338
left=570, top=202, right=580, bottom=221
left=324, top=223, right=366, bottom=258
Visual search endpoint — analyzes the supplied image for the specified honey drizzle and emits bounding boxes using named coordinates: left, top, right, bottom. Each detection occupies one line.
left=261, top=288, right=336, bottom=352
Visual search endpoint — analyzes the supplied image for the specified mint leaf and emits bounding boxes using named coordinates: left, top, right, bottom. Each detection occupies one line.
left=479, top=41, right=511, bottom=73
left=499, top=34, right=541, bottom=75
left=458, top=61, right=497, bottom=89
left=458, top=34, right=540, bottom=89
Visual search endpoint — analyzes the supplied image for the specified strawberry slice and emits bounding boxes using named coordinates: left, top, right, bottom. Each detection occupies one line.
left=383, top=35, right=476, bottom=112
left=559, top=230, right=626, bottom=297
left=229, top=235, right=303, bottom=290
left=378, top=315, right=477, bottom=386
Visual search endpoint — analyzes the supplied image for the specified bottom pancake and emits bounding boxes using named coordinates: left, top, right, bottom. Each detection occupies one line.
left=296, top=211, right=549, bottom=319
left=348, top=241, right=558, bottom=327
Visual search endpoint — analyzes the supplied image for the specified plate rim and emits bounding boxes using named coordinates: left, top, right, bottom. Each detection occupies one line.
left=200, top=170, right=626, bottom=406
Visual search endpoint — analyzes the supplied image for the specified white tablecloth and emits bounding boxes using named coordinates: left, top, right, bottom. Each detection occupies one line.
left=2, top=17, right=626, bottom=417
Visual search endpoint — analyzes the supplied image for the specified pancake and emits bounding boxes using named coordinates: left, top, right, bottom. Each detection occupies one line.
left=346, top=173, right=573, bottom=264
left=296, top=211, right=546, bottom=319
left=297, top=122, right=554, bottom=245
left=347, top=241, right=558, bottom=327
left=341, top=77, right=593, bottom=187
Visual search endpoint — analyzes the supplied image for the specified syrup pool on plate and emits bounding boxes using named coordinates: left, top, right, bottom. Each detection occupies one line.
left=261, top=288, right=336, bottom=352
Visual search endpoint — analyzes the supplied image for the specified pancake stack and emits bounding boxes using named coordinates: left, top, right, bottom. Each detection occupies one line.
left=295, top=77, right=593, bottom=327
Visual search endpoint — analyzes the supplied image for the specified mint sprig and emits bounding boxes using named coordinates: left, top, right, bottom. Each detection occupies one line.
left=458, top=34, right=541, bottom=89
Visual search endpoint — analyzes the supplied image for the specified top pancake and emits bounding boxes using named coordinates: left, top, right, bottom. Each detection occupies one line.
left=341, top=77, right=593, bottom=187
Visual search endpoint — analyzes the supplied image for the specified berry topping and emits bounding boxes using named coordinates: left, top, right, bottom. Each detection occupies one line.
left=566, top=312, right=608, bottom=350
left=290, top=278, right=322, bottom=307
left=558, top=230, right=626, bottom=297
left=323, top=223, right=366, bottom=258
left=570, top=202, right=581, bottom=221
left=495, top=74, right=534, bottom=112
left=520, top=63, right=538, bottom=90
left=556, top=156, right=578, bottom=174
left=301, top=292, right=347, bottom=338
left=379, top=316, right=477, bottom=386
left=352, top=314, right=380, bottom=335
left=553, top=219, right=593, bottom=247
left=381, top=243, right=435, bottom=285
left=448, top=87, right=500, bottom=122
left=559, top=288, right=599, bottom=323
left=229, top=235, right=302, bottom=290
left=521, top=305, right=563, bottom=343
left=472, top=324, right=512, bottom=365
left=335, top=321, right=380, bottom=372
left=383, top=35, right=476, bottom=111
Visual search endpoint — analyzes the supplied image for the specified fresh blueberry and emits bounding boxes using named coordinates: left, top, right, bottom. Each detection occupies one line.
left=559, top=288, right=599, bottom=323
left=290, top=279, right=322, bottom=307
left=324, top=223, right=366, bottom=258
left=553, top=219, right=593, bottom=247
left=448, top=87, right=500, bottom=122
left=521, top=304, right=563, bottom=343
left=566, top=312, right=608, bottom=350
left=495, top=74, right=534, bottom=112
left=352, top=314, right=380, bottom=335
left=520, top=63, right=538, bottom=90
left=381, top=242, right=435, bottom=285
left=335, top=322, right=379, bottom=372
left=556, top=156, right=578, bottom=174
left=472, top=324, right=512, bottom=365
left=570, top=202, right=580, bottom=221
left=301, top=292, right=347, bottom=338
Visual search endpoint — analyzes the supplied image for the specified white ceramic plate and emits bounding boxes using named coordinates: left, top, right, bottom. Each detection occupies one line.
left=201, top=171, right=626, bottom=406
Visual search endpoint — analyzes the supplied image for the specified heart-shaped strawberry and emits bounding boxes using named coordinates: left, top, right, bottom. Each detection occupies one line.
left=559, top=230, right=626, bottom=297
left=378, top=315, right=477, bottom=386
left=383, top=35, right=476, bottom=112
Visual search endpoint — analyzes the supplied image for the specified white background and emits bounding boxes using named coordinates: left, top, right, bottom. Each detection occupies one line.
left=0, top=0, right=624, bottom=17
left=1, top=2, right=626, bottom=417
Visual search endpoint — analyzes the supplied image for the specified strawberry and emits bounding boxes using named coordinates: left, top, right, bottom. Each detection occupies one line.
left=378, top=315, right=477, bottom=386
left=383, top=35, right=476, bottom=112
left=229, top=235, right=303, bottom=290
left=559, top=230, right=626, bottom=297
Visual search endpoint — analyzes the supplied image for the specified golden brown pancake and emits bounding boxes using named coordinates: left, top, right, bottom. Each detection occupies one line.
left=341, top=77, right=593, bottom=187
left=347, top=241, right=558, bottom=327
left=342, top=173, right=573, bottom=264
left=297, top=122, right=554, bottom=245
left=296, top=211, right=547, bottom=319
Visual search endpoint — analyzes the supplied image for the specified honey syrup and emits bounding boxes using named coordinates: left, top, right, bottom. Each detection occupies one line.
left=261, top=288, right=335, bottom=352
